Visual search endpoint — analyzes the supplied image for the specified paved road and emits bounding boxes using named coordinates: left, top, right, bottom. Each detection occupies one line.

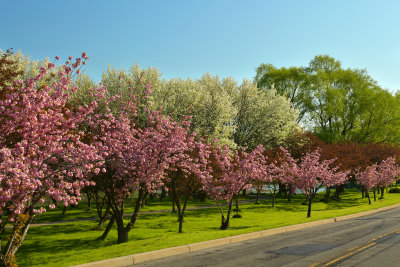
left=134, top=206, right=400, bottom=267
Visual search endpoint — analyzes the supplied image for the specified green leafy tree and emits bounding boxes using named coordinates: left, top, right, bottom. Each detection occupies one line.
left=233, top=79, right=299, bottom=149
left=101, top=65, right=162, bottom=127
left=154, top=78, right=200, bottom=123
left=254, top=64, right=310, bottom=122
left=305, top=55, right=400, bottom=143
left=0, top=49, right=49, bottom=81
left=154, top=74, right=237, bottom=147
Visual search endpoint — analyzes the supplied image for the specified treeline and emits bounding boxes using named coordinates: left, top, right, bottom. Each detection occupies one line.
left=6, top=50, right=400, bottom=147
left=2, top=49, right=299, bottom=150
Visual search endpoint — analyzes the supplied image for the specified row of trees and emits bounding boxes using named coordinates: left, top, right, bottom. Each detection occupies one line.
left=355, top=157, right=400, bottom=204
left=5, top=50, right=400, bottom=146
left=1, top=51, right=400, bottom=266
left=1, top=49, right=299, bottom=150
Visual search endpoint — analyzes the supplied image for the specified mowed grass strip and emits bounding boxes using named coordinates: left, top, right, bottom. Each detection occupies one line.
left=33, top=196, right=220, bottom=223
left=11, top=190, right=400, bottom=267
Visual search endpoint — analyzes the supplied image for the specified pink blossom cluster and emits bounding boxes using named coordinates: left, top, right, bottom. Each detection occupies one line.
left=0, top=54, right=100, bottom=229
left=164, top=132, right=211, bottom=190
left=279, top=148, right=349, bottom=197
left=201, top=144, right=270, bottom=204
left=85, top=87, right=202, bottom=206
left=355, top=157, right=400, bottom=190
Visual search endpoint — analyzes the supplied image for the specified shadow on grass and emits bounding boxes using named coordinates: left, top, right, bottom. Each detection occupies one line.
left=18, top=222, right=165, bottom=260
left=322, top=198, right=361, bottom=210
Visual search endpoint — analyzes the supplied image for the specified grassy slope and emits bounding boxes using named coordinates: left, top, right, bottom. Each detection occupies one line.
left=12, top=190, right=400, bottom=266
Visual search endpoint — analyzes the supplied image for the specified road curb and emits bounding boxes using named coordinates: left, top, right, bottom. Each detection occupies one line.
left=334, top=202, right=400, bottom=222
left=73, top=202, right=400, bottom=267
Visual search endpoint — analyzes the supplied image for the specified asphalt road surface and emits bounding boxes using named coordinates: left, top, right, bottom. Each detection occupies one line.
left=134, top=206, right=400, bottom=267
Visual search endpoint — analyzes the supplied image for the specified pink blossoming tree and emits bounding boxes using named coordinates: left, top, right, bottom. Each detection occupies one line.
left=376, top=157, right=400, bottom=199
left=202, top=144, right=268, bottom=230
left=86, top=83, right=202, bottom=242
left=355, top=164, right=379, bottom=204
left=355, top=157, right=400, bottom=204
left=265, top=163, right=284, bottom=208
left=0, top=54, right=101, bottom=266
left=250, top=154, right=282, bottom=207
left=164, top=133, right=211, bottom=233
left=280, top=148, right=349, bottom=217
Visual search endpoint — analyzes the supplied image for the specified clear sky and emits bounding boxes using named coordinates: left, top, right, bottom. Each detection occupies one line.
left=2, top=0, right=400, bottom=91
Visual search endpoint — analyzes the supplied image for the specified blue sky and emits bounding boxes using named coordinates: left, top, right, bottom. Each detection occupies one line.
left=2, top=0, right=400, bottom=91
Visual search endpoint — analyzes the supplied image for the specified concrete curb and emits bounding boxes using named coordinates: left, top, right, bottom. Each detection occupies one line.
left=73, top=202, right=400, bottom=267
left=334, top=202, right=400, bottom=222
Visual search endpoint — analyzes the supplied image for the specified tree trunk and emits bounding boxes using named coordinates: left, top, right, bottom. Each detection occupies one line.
left=220, top=218, right=229, bottom=230
left=160, top=187, right=166, bottom=201
left=98, top=214, right=115, bottom=240
left=128, top=190, right=145, bottom=226
left=62, top=205, right=67, bottom=216
left=380, top=187, right=385, bottom=199
left=200, top=191, right=207, bottom=202
left=172, top=198, right=176, bottom=213
left=242, top=189, right=247, bottom=197
left=235, top=197, right=240, bottom=213
left=178, top=213, right=184, bottom=233
left=176, top=199, right=188, bottom=233
left=373, top=189, right=376, bottom=201
left=108, top=188, right=145, bottom=244
left=367, top=191, right=371, bottom=204
left=278, top=183, right=285, bottom=195
left=8, top=218, right=31, bottom=258
left=307, top=195, right=313, bottom=218
left=1, top=211, right=34, bottom=266
left=175, top=195, right=185, bottom=233
left=272, top=192, right=276, bottom=208
left=287, top=184, right=292, bottom=202
left=115, top=212, right=129, bottom=243
left=87, top=193, right=92, bottom=209
left=334, top=184, right=345, bottom=200
left=117, top=228, right=129, bottom=244
left=255, top=187, right=261, bottom=204
left=140, top=192, right=148, bottom=208
left=95, top=205, right=111, bottom=230
left=325, top=188, right=331, bottom=199
left=220, top=199, right=233, bottom=230
left=95, top=217, right=106, bottom=230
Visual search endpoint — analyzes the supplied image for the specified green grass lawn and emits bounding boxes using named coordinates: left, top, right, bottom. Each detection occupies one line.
left=33, top=196, right=226, bottom=223
left=10, top=189, right=400, bottom=267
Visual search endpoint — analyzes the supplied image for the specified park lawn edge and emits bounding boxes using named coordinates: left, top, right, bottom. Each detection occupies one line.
left=74, top=201, right=400, bottom=267
left=15, top=190, right=400, bottom=267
